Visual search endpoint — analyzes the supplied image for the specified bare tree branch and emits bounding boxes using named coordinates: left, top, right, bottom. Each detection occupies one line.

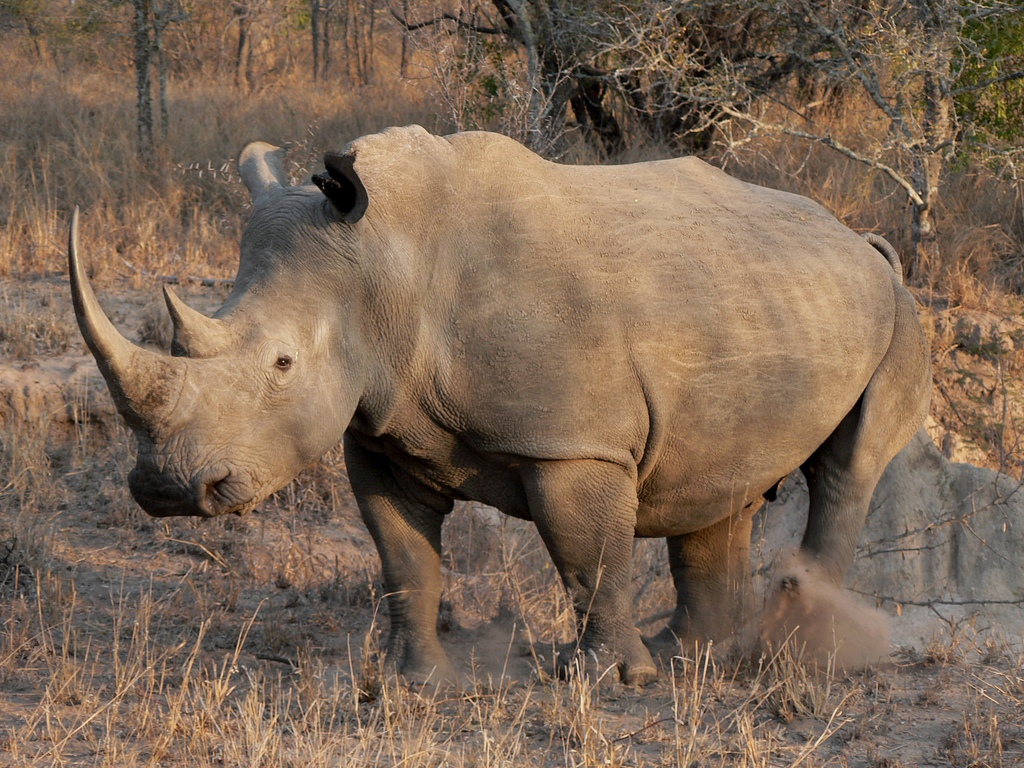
left=962, top=1, right=1024, bottom=23
left=795, top=0, right=913, bottom=142
left=852, top=591, right=1024, bottom=609
left=390, top=6, right=502, bottom=35
left=714, top=103, right=929, bottom=208
left=952, top=68, right=1024, bottom=96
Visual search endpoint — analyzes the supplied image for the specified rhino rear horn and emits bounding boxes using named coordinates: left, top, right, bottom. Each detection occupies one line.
left=313, top=152, right=368, bottom=223
left=239, top=141, right=288, bottom=202
left=163, top=285, right=230, bottom=358
left=68, top=207, right=185, bottom=431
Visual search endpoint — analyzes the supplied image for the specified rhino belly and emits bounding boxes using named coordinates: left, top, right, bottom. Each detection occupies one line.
left=631, top=337, right=886, bottom=537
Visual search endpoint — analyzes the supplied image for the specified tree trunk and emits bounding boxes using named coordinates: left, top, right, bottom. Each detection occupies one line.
left=26, top=21, right=45, bottom=61
left=153, top=10, right=169, bottom=142
left=909, top=153, right=943, bottom=280
left=570, top=78, right=625, bottom=157
left=311, top=0, right=335, bottom=78
left=347, top=0, right=375, bottom=86
left=908, top=3, right=954, bottom=281
left=234, top=3, right=254, bottom=91
left=133, top=0, right=154, bottom=157
left=338, top=0, right=349, bottom=81
left=322, top=3, right=332, bottom=77
left=311, top=0, right=323, bottom=81
left=346, top=0, right=358, bottom=83
left=505, top=0, right=542, bottom=141
left=399, top=0, right=409, bottom=77
left=910, top=202, right=936, bottom=280
left=361, top=0, right=375, bottom=85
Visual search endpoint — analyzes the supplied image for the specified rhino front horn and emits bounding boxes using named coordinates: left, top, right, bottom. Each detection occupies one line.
left=68, top=207, right=185, bottom=431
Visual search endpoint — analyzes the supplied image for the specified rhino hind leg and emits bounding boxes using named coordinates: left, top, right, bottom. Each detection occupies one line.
left=343, top=436, right=457, bottom=686
left=647, top=508, right=756, bottom=656
left=799, top=287, right=931, bottom=582
left=521, top=459, right=657, bottom=686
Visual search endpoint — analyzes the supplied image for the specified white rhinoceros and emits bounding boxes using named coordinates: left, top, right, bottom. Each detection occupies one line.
left=69, top=126, right=931, bottom=685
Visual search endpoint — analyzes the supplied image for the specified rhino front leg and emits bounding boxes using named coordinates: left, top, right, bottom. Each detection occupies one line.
left=521, top=459, right=657, bottom=686
left=343, top=435, right=455, bottom=685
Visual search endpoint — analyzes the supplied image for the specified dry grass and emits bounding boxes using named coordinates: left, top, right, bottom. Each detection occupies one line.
left=0, top=42, right=439, bottom=285
left=3, top=19, right=1024, bottom=768
left=708, top=101, right=1024, bottom=308
left=3, top=401, right=1024, bottom=765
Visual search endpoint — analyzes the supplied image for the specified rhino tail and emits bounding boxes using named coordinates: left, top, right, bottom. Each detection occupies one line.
left=861, top=232, right=903, bottom=283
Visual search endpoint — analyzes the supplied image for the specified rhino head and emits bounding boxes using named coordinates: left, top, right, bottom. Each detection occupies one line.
left=69, top=142, right=374, bottom=517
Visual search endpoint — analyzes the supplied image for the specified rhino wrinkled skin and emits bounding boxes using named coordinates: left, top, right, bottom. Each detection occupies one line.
left=69, top=126, right=931, bottom=686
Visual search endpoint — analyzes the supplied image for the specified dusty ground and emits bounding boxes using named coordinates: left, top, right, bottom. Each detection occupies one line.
left=2, top=275, right=1024, bottom=766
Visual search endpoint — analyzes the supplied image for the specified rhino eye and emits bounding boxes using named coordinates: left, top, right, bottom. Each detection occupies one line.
left=275, top=354, right=293, bottom=370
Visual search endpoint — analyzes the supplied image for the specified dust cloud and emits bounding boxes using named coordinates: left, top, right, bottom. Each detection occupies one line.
left=760, top=553, right=890, bottom=672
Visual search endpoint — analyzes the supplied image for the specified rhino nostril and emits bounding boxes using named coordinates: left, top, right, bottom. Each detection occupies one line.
left=195, top=466, right=232, bottom=516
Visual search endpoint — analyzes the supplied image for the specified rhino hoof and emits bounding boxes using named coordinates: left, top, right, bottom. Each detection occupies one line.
left=400, top=658, right=457, bottom=689
left=386, top=639, right=457, bottom=689
left=556, top=639, right=658, bottom=687
left=620, top=658, right=658, bottom=687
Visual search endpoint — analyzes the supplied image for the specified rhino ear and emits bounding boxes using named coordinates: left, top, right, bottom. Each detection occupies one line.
left=239, top=142, right=288, bottom=202
left=312, top=152, right=368, bottom=224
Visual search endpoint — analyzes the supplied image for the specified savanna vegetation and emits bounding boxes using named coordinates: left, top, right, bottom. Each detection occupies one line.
left=2, top=1, right=1024, bottom=765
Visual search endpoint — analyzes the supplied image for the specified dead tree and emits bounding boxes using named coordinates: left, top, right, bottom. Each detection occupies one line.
left=399, top=0, right=410, bottom=76
left=152, top=0, right=188, bottom=142
left=132, top=0, right=154, bottom=156
left=311, top=0, right=336, bottom=80
left=392, top=1, right=584, bottom=154
left=346, top=0, right=377, bottom=85
left=233, top=1, right=257, bottom=91
left=579, top=0, right=1024, bottom=276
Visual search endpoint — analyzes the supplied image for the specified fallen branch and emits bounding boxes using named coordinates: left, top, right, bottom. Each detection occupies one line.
left=119, top=257, right=234, bottom=288
left=160, top=275, right=235, bottom=288
left=850, top=590, right=1024, bottom=609
left=256, top=652, right=298, bottom=668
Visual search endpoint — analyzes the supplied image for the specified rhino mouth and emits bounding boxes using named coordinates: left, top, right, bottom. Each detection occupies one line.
left=128, top=463, right=258, bottom=518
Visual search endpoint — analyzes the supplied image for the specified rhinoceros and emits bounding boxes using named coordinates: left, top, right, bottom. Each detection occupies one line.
left=69, top=126, right=931, bottom=686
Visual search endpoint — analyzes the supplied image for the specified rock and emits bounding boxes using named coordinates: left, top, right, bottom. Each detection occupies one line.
left=953, top=310, right=1021, bottom=356
left=0, top=355, right=117, bottom=433
left=756, top=429, right=1024, bottom=646
left=925, top=414, right=992, bottom=466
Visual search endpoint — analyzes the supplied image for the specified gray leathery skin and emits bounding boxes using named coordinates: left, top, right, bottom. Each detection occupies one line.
left=70, top=127, right=932, bottom=686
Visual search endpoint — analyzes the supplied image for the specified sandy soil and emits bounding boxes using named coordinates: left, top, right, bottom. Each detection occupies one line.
left=2, top=275, right=1023, bottom=766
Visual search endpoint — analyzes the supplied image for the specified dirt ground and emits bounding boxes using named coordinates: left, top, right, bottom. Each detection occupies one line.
left=2, top=275, right=1024, bottom=767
